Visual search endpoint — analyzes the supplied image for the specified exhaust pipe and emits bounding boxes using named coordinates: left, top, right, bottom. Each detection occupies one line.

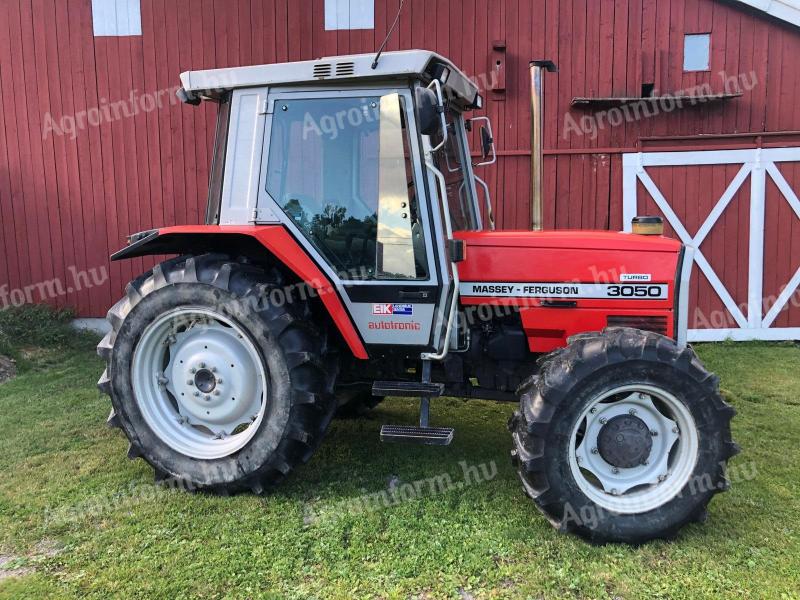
left=529, top=60, right=557, bottom=231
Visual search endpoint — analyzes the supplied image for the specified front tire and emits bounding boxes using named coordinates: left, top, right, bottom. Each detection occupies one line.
left=97, top=254, right=337, bottom=494
left=510, top=328, right=739, bottom=544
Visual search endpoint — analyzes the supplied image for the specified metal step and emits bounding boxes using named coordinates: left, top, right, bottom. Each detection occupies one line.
left=372, top=380, right=444, bottom=398
left=380, top=425, right=454, bottom=446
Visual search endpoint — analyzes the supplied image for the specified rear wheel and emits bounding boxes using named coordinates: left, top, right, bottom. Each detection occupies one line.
left=97, top=254, right=337, bottom=494
left=510, top=328, right=739, bottom=544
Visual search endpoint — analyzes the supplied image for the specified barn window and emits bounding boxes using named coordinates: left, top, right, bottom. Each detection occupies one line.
left=91, top=0, right=142, bottom=36
left=683, top=34, right=711, bottom=72
left=324, top=0, right=375, bottom=30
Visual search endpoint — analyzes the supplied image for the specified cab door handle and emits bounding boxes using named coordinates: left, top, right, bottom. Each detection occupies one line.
left=399, top=290, right=432, bottom=300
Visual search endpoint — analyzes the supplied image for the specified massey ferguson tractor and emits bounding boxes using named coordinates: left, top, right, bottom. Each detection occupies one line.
left=97, top=50, right=738, bottom=544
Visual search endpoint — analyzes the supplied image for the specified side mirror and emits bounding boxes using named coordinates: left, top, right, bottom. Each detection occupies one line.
left=480, top=125, right=494, bottom=159
left=415, top=80, right=448, bottom=152
left=470, top=116, right=496, bottom=166
left=414, top=87, right=440, bottom=136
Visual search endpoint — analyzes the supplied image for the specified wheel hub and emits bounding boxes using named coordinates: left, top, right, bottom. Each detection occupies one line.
left=194, top=368, right=217, bottom=393
left=132, top=307, right=268, bottom=460
left=597, top=414, right=653, bottom=469
left=570, top=386, right=698, bottom=514
left=165, top=325, right=261, bottom=430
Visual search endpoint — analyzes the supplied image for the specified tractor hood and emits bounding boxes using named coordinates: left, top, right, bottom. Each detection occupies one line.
left=455, top=230, right=681, bottom=253
left=454, top=230, right=683, bottom=288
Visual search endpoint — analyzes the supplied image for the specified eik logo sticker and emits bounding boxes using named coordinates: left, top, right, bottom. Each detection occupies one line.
left=372, top=303, right=413, bottom=316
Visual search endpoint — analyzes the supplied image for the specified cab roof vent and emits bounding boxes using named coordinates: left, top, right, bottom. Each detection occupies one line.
left=335, top=62, right=356, bottom=76
left=313, top=63, right=332, bottom=78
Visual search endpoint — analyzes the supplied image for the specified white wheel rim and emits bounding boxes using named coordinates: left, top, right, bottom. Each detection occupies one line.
left=568, top=384, right=699, bottom=514
left=132, top=307, right=268, bottom=460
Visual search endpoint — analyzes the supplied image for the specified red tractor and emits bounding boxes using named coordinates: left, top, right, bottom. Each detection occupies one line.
left=98, top=51, right=738, bottom=543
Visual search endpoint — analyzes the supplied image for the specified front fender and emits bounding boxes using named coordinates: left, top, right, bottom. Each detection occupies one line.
left=112, top=225, right=369, bottom=360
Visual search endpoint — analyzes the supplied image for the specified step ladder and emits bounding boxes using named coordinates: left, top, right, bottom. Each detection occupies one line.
left=378, top=360, right=454, bottom=446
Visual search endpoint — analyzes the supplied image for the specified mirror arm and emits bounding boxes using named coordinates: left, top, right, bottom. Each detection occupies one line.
left=426, top=79, right=448, bottom=153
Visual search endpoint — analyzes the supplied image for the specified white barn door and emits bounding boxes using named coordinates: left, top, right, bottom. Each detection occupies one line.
left=622, top=148, right=800, bottom=342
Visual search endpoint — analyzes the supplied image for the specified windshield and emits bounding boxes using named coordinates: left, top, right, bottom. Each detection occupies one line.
left=429, top=108, right=479, bottom=231
left=265, top=94, right=429, bottom=280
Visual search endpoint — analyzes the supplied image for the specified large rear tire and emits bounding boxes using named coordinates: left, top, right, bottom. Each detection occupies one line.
left=97, top=254, right=337, bottom=494
left=509, top=328, right=739, bottom=544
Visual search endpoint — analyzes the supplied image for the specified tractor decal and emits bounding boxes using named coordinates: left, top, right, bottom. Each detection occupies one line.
left=372, top=303, right=414, bottom=316
left=459, top=282, right=668, bottom=300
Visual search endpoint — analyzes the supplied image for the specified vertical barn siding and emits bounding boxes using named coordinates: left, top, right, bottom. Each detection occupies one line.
left=0, top=0, right=799, bottom=316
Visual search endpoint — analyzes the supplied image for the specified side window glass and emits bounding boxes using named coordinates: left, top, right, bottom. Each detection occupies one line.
left=430, top=111, right=477, bottom=231
left=266, top=95, right=428, bottom=280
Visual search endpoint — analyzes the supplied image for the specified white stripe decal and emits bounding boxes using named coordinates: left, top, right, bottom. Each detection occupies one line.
left=459, top=282, right=669, bottom=300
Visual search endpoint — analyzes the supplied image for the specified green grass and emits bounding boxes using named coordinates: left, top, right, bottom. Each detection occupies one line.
left=0, top=311, right=799, bottom=598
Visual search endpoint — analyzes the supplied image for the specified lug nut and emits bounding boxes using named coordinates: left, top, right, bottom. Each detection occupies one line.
left=190, top=368, right=197, bottom=374
left=658, top=474, right=668, bottom=482
left=186, top=379, right=194, bottom=386
left=590, top=407, right=598, bottom=414
left=214, top=390, right=221, bottom=396
left=628, top=408, right=637, bottom=416
left=650, top=430, right=658, bottom=437
left=610, top=488, right=619, bottom=496
left=591, top=447, right=599, bottom=455
left=211, top=367, right=217, bottom=373
left=217, top=378, right=223, bottom=384
left=672, top=426, right=679, bottom=434
left=200, top=362, right=206, bottom=369
left=193, top=391, right=200, bottom=397
left=612, top=467, right=620, bottom=474
left=204, top=395, right=211, bottom=401
left=576, top=455, right=582, bottom=464
left=642, top=459, right=649, bottom=466
left=599, top=417, right=608, bottom=425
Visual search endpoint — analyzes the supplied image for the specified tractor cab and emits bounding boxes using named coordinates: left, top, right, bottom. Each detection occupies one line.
left=179, top=50, right=490, bottom=360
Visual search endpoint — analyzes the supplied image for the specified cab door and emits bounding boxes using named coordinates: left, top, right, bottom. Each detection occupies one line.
left=257, top=87, right=452, bottom=354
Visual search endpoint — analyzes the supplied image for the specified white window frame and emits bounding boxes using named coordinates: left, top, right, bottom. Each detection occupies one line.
left=683, top=33, right=711, bottom=72
left=91, top=0, right=142, bottom=37
left=324, top=0, right=375, bottom=30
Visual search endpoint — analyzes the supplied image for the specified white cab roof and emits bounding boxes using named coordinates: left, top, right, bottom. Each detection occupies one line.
left=180, top=50, right=480, bottom=108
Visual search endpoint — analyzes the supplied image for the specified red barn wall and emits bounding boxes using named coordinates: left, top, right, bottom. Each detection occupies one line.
left=0, top=0, right=799, bottom=318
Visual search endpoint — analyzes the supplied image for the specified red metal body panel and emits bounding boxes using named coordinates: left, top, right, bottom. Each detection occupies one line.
left=157, top=225, right=369, bottom=360
left=456, top=230, right=681, bottom=352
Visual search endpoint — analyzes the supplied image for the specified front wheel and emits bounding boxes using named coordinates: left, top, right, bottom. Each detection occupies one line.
left=510, top=328, right=739, bottom=544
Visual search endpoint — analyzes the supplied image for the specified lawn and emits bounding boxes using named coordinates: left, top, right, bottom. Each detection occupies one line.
left=0, top=308, right=799, bottom=599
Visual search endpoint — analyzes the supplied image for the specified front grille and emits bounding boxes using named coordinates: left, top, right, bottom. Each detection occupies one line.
left=607, top=315, right=668, bottom=336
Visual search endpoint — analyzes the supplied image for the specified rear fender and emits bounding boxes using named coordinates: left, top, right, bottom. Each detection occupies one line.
left=112, top=225, right=369, bottom=360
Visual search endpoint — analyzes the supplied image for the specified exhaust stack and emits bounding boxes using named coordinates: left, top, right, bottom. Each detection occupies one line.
left=529, top=60, right=557, bottom=231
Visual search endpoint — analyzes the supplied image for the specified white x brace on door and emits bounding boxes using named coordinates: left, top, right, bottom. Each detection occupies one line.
left=622, top=148, right=800, bottom=342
